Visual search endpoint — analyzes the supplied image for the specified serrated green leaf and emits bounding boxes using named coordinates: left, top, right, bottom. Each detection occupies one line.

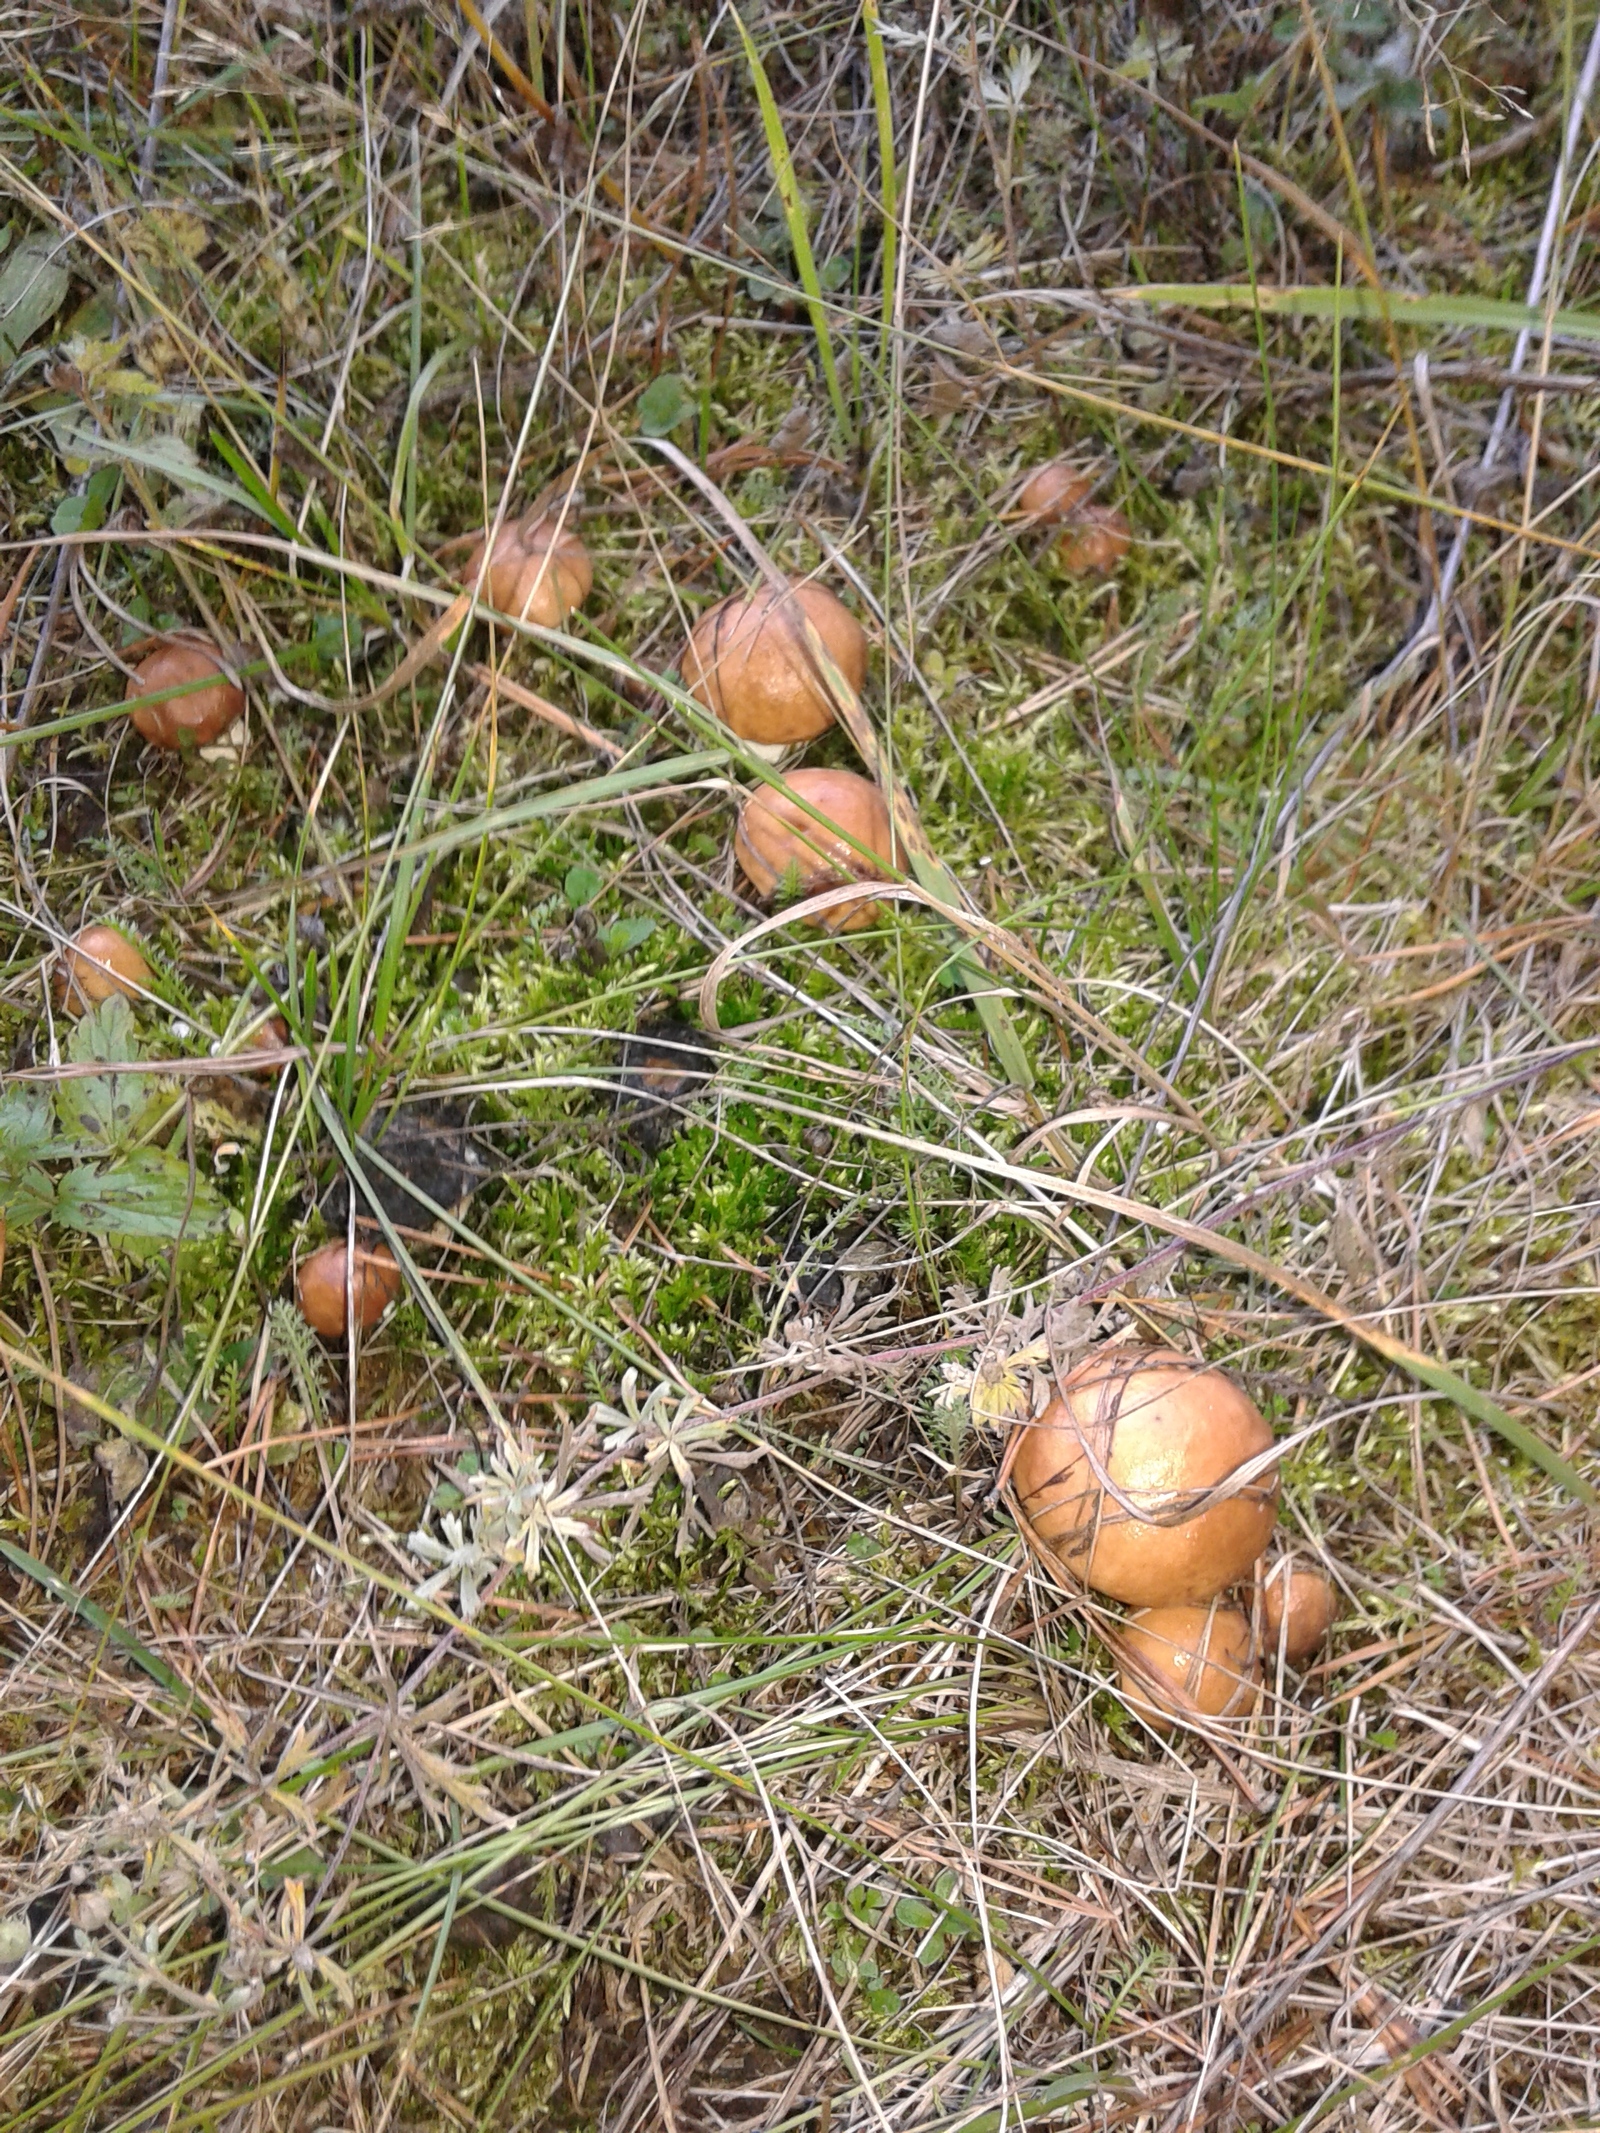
left=0, top=1086, right=55, bottom=1171
left=69, top=995, right=139, bottom=1067
left=0, top=1167, right=54, bottom=1228
left=56, top=998, right=168, bottom=1150
left=0, top=1081, right=57, bottom=1226
left=55, top=1149, right=226, bottom=1246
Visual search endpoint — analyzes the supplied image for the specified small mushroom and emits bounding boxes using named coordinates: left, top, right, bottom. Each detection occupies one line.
left=734, top=767, right=896, bottom=934
left=463, top=513, right=592, bottom=628
left=683, top=579, right=866, bottom=751
left=56, top=924, right=152, bottom=1013
left=1118, top=1603, right=1261, bottom=1731
left=245, top=1014, right=290, bottom=1064
left=1261, top=1559, right=1335, bottom=1665
left=1057, top=506, right=1131, bottom=577
left=1008, top=1345, right=1278, bottom=1608
left=125, top=636, right=244, bottom=751
left=1016, top=460, right=1094, bottom=525
left=296, top=1242, right=403, bottom=1339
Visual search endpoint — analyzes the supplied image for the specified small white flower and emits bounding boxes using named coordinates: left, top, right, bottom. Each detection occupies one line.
left=590, top=1371, right=763, bottom=1555
left=408, top=1511, right=496, bottom=1620
left=467, top=1435, right=615, bottom=1579
left=593, top=1368, right=727, bottom=1489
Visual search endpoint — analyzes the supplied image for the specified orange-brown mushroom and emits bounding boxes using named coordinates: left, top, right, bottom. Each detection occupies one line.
left=1117, top=1603, right=1261, bottom=1731
left=1057, top=506, right=1132, bottom=576
left=1016, top=460, right=1094, bottom=525
left=734, top=767, right=896, bottom=934
left=56, top=924, right=153, bottom=1013
left=683, top=580, right=866, bottom=750
left=126, top=637, right=244, bottom=751
left=463, top=513, right=592, bottom=628
left=296, top=1242, right=403, bottom=1339
left=1261, top=1559, right=1336, bottom=1665
left=1009, top=1346, right=1278, bottom=1608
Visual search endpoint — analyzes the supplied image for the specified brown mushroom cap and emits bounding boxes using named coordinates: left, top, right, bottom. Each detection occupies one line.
left=1009, top=1345, right=1278, bottom=1607
left=1262, top=1560, right=1335, bottom=1665
left=1057, top=505, right=1131, bottom=577
left=1016, top=461, right=1094, bottom=525
left=56, top=924, right=153, bottom=1013
left=683, top=580, right=866, bottom=746
left=734, top=768, right=896, bottom=935
left=296, top=1242, right=403, bottom=1339
left=1118, top=1604, right=1260, bottom=1731
left=238, top=1015, right=290, bottom=1077
left=126, top=638, right=244, bottom=751
left=464, top=515, right=592, bottom=628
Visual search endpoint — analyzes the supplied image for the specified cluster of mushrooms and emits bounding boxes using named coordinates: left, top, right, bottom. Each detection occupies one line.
left=58, top=466, right=1319, bottom=1749
left=65, top=456, right=1131, bottom=1349
left=1008, top=1345, right=1334, bottom=1729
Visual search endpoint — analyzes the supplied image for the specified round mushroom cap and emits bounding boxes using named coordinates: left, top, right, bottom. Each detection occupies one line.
left=1262, top=1560, right=1336, bottom=1665
left=1057, top=506, right=1131, bottom=576
left=683, top=580, right=866, bottom=746
left=56, top=924, right=153, bottom=1012
left=1009, top=1345, right=1278, bottom=1607
left=296, top=1242, right=403, bottom=1340
left=734, top=767, right=896, bottom=934
left=465, top=515, right=592, bottom=627
left=1118, top=1604, right=1260, bottom=1731
left=127, top=638, right=243, bottom=751
left=1016, top=460, right=1094, bottom=524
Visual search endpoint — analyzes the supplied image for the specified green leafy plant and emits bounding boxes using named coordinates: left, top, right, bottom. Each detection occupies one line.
left=823, top=1871, right=976, bottom=2016
left=636, top=371, right=697, bottom=437
left=0, top=999, right=229, bottom=1258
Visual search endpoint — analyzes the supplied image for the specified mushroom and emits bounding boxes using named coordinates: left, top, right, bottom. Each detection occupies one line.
left=239, top=1014, right=290, bottom=1075
left=734, top=767, right=896, bottom=934
left=1008, top=1345, right=1278, bottom=1607
left=56, top=924, right=152, bottom=1013
left=1016, top=460, right=1094, bottom=525
left=1117, top=1603, right=1260, bottom=1731
left=1057, top=506, right=1131, bottom=577
left=125, top=636, right=244, bottom=751
left=463, top=512, right=592, bottom=628
left=683, top=579, right=866, bottom=752
left=1261, top=1559, right=1335, bottom=1665
left=296, top=1242, right=403, bottom=1339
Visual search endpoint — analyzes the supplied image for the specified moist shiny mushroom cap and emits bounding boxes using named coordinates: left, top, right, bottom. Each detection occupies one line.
left=683, top=581, right=866, bottom=746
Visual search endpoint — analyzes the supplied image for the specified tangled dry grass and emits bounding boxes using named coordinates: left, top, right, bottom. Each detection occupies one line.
left=2, top=2, right=1600, bottom=2128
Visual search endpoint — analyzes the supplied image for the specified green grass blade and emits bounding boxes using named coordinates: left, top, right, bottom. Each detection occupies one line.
left=908, top=851, right=1036, bottom=1088
left=729, top=5, right=854, bottom=448
left=861, top=0, right=897, bottom=351
left=0, top=1538, right=196, bottom=1705
left=387, top=336, right=462, bottom=540
left=208, top=429, right=301, bottom=544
